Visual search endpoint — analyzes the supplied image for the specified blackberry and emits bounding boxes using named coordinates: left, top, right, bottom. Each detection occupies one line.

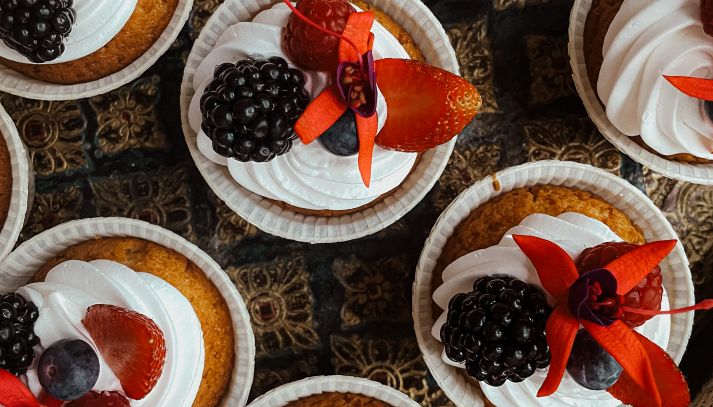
left=441, top=276, right=552, bottom=387
left=0, top=292, right=40, bottom=375
left=0, top=0, right=76, bottom=63
left=200, top=57, right=310, bottom=162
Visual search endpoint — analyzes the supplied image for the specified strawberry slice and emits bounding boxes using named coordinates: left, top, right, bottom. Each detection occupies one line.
left=66, top=391, right=131, bottom=407
left=374, top=58, right=481, bottom=152
left=82, top=305, right=166, bottom=400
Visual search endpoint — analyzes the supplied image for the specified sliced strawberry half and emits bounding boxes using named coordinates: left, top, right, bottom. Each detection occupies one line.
left=66, top=391, right=131, bottom=407
left=374, top=58, right=481, bottom=152
left=82, top=305, right=166, bottom=400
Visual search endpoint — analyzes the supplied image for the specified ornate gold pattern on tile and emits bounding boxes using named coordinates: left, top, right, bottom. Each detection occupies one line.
left=250, top=356, right=320, bottom=398
left=330, top=335, right=446, bottom=406
left=448, top=19, right=498, bottom=113
left=20, top=186, right=83, bottom=242
left=210, top=190, right=258, bottom=248
left=190, top=0, right=224, bottom=40
left=495, top=0, right=551, bottom=10
left=89, top=168, right=193, bottom=239
left=434, top=143, right=501, bottom=211
left=644, top=169, right=713, bottom=275
left=0, top=96, right=87, bottom=177
left=229, top=255, right=320, bottom=356
left=332, top=255, right=410, bottom=327
left=526, top=35, right=575, bottom=105
left=89, top=75, right=168, bottom=155
left=524, top=118, right=620, bottom=174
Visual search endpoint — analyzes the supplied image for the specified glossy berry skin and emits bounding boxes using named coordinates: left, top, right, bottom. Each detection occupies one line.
left=38, top=339, right=100, bottom=401
left=566, top=330, right=622, bottom=390
left=318, top=110, right=358, bottom=156
left=0, top=0, right=75, bottom=62
left=200, top=57, right=309, bottom=162
left=282, top=0, right=353, bottom=71
left=576, top=242, right=663, bottom=328
left=66, top=391, right=131, bottom=407
left=441, top=276, right=552, bottom=387
left=0, top=291, right=40, bottom=375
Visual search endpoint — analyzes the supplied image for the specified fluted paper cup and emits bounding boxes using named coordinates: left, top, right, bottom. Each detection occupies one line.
left=568, top=0, right=713, bottom=184
left=0, top=0, right=193, bottom=101
left=412, top=160, right=694, bottom=407
left=0, top=102, right=31, bottom=262
left=248, top=376, right=420, bottom=406
left=0, top=217, right=256, bottom=407
left=180, top=0, right=458, bottom=243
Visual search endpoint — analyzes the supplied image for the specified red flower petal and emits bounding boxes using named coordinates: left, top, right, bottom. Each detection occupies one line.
left=356, top=114, right=377, bottom=187
left=338, top=11, right=375, bottom=63
left=664, top=76, right=713, bottom=101
left=603, top=240, right=676, bottom=295
left=538, top=304, right=579, bottom=397
left=607, top=331, right=690, bottom=407
left=0, top=369, right=40, bottom=407
left=37, top=392, right=63, bottom=407
left=581, top=320, right=660, bottom=406
left=513, top=235, right=579, bottom=302
left=294, top=86, right=348, bottom=144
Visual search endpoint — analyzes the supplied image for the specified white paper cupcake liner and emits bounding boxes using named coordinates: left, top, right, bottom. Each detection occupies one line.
left=247, top=375, right=420, bottom=406
left=0, top=0, right=193, bottom=101
left=0, top=217, right=256, bottom=407
left=412, top=160, right=694, bottom=407
left=180, top=0, right=458, bottom=243
left=0, top=102, right=31, bottom=262
left=568, top=0, right=713, bottom=185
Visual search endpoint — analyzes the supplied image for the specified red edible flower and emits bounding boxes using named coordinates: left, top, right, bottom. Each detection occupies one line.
left=288, top=0, right=379, bottom=187
left=664, top=75, right=713, bottom=101
left=0, top=368, right=40, bottom=407
left=512, top=236, right=703, bottom=407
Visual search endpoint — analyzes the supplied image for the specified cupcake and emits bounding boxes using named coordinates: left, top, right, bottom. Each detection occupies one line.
left=412, top=161, right=695, bottom=407
left=0, top=0, right=193, bottom=100
left=0, top=102, right=31, bottom=262
left=570, top=0, right=713, bottom=183
left=181, top=0, right=480, bottom=243
left=0, top=218, right=255, bottom=406
left=247, top=376, right=420, bottom=407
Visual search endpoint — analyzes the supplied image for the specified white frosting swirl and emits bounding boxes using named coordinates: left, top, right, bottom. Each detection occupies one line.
left=188, top=3, right=417, bottom=211
left=598, top=0, right=713, bottom=159
left=431, top=213, right=671, bottom=407
left=0, top=0, right=138, bottom=64
left=18, top=260, right=204, bottom=406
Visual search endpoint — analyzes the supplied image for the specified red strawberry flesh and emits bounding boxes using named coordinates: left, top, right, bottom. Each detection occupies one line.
left=66, top=391, right=131, bottom=407
left=575, top=242, right=663, bottom=328
left=374, top=58, right=481, bottom=152
left=82, top=305, right=166, bottom=400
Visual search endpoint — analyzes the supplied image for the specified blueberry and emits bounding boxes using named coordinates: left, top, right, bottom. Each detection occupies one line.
left=259, top=63, right=281, bottom=81
left=214, top=62, right=234, bottom=78
left=0, top=303, right=16, bottom=320
left=463, top=309, right=486, bottom=332
left=38, top=339, right=99, bottom=401
left=502, top=347, right=525, bottom=368
left=566, top=330, right=622, bottom=390
left=482, top=344, right=503, bottom=361
left=466, top=362, right=489, bottom=381
left=448, top=293, right=467, bottom=311
left=485, top=279, right=507, bottom=294
left=268, top=112, right=288, bottom=139
left=268, top=56, right=287, bottom=68
left=248, top=118, right=269, bottom=140
left=483, top=322, right=504, bottom=341
left=318, top=110, right=359, bottom=156
left=445, top=345, right=466, bottom=363
left=51, top=11, right=70, bottom=34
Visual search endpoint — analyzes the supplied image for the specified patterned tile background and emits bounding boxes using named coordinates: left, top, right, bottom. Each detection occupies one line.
left=2, top=0, right=713, bottom=404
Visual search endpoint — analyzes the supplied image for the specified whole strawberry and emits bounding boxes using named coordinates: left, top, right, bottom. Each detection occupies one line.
left=575, top=242, right=664, bottom=328
left=282, top=0, right=354, bottom=71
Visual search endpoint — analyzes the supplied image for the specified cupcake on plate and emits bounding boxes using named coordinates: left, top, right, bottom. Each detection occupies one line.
left=570, top=0, right=713, bottom=183
left=181, top=0, right=481, bottom=243
left=0, top=0, right=192, bottom=100
left=412, top=161, right=696, bottom=407
left=0, top=218, right=255, bottom=407
left=0, top=102, right=30, bottom=262
left=247, top=376, right=419, bottom=407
